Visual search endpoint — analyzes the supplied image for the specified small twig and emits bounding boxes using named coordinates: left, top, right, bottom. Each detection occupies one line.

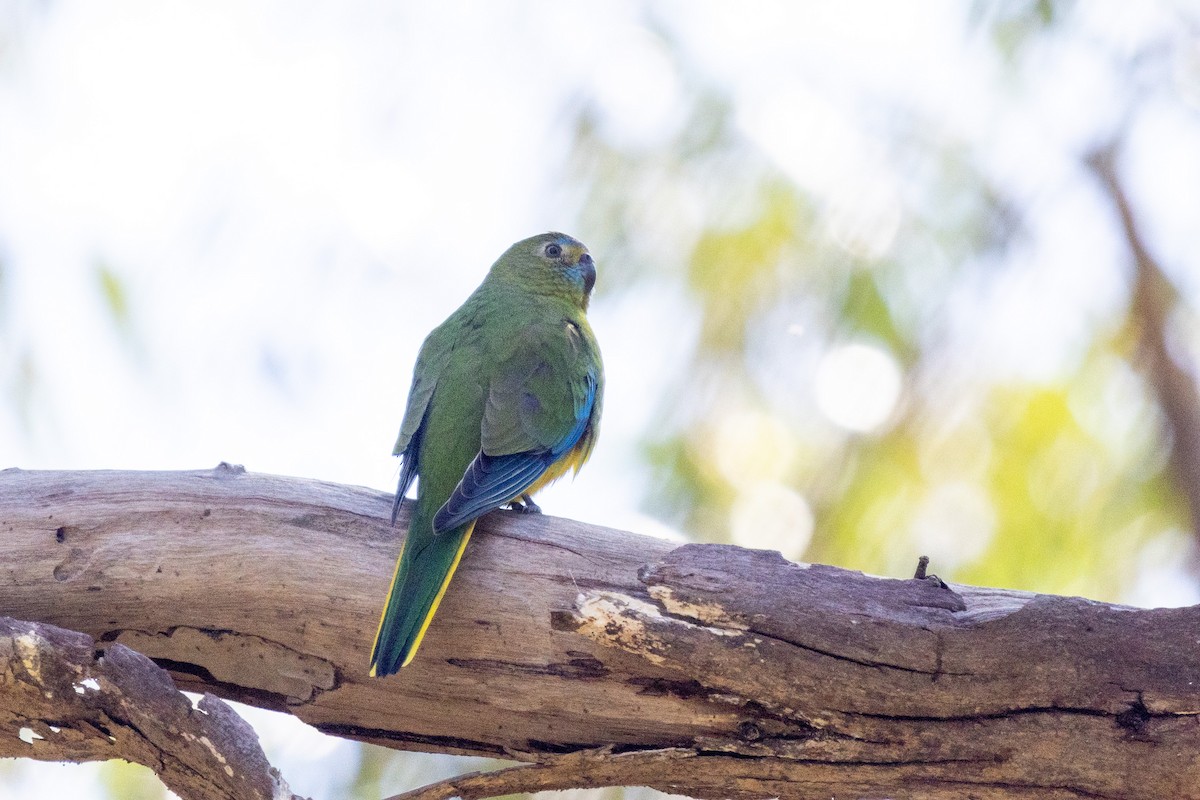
left=912, top=554, right=949, bottom=588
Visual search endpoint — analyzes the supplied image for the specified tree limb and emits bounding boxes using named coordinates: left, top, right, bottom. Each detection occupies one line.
left=0, top=615, right=304, bottom=800
left=2, top=466, right=1199, bottom=799
left=378, top=747, right=702, bottom=800
left=1087, top=144, right=1200, bottom=545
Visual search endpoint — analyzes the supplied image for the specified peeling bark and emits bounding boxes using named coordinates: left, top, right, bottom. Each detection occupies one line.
left=2, top=467, right=1199, bottom=799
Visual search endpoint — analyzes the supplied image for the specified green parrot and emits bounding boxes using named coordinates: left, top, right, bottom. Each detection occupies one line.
left=370, top=232, right=604, bottom=676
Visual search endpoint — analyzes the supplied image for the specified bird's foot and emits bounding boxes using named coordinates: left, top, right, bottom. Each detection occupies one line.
left=508, top=494, right=542, bottom=515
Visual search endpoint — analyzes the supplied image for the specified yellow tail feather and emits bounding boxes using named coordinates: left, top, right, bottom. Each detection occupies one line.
left=369, top=535, right=409, bottom=678
left=369, top=521, right=476, bottom=675
left=399, top=521, right=475, bottom=668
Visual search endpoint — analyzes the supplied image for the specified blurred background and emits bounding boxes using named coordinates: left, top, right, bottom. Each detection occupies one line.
left=2, top=0, right=1200, bottom=798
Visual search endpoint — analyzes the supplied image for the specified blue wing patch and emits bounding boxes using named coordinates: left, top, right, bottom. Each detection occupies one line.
left=432, top=372, right=597, bottom=533
left=557, top=371, right=597, bottom=458
left=432, top=450, right=553, bottom=532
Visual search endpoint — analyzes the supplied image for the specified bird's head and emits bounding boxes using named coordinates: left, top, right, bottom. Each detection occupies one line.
left=490, top=232, right=597, bottom=310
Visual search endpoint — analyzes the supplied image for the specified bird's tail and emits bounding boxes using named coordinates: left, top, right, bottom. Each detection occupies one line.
left=369, top=514, right=476, bottom=676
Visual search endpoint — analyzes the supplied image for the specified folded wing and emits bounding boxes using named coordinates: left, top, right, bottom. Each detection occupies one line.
left=432, top=325, right=599, bottom=533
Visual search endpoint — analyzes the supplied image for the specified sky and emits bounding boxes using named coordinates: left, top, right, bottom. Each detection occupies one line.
left=0, top=2, right=707, bottom=796
left=2, top=1, right=1199, bottom=798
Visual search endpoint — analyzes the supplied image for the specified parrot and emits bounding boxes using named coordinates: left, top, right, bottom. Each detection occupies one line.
left=369, top=232, right=604, bottom=676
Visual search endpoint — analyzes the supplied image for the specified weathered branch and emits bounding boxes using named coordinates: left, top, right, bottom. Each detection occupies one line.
left=0, top=615, right=303, bottom=800
left=379, top=747, right=695, bottom=800
left=2, top=466, right=1200, bottom=799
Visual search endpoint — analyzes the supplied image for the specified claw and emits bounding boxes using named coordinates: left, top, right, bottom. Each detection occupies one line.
left=508, top=493, right=542, bottom=515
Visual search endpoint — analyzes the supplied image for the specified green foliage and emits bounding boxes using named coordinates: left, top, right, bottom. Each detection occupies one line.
left=980, top=0, right=1068, bottom=60
left=96, top=260, right=136, bottom=338
left=100, top=760, right=166, bottom=800
left=344, top=744, right=391, bottom=800
left=566, top=4, right=1196, bottom=606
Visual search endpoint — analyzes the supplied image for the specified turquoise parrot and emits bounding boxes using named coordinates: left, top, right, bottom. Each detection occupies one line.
left=370, top=232, right=604, bottom=676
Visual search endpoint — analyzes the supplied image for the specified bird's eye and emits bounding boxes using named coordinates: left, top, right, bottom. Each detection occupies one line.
left=545, top=243, right=562, bottom=258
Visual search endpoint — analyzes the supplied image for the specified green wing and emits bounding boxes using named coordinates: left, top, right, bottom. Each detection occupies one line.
left=432, top=319, right=601, bottom=532
left=388, top=324, right=457, bottom=523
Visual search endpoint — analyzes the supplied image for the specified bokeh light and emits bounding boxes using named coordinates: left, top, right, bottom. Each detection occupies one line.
left=814, top=343, right=903, bottom=432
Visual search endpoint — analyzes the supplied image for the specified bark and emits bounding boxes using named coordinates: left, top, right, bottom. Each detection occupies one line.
left=0, top=615, right=304, bottom=800
left=2, top=466, right=1199, bottom=799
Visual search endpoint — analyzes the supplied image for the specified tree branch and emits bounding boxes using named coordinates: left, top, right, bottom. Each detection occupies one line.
left=0, top=615, right=304, bottom=800
left=379, top=747, right=700, bottom=800
left=3, top=466, right=1200, bottom=799
left=1087, top=144, right=1200, bottom=545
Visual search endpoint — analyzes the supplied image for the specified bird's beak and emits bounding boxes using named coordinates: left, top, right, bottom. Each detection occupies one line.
left=579, top=252, right=596, bottom=295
